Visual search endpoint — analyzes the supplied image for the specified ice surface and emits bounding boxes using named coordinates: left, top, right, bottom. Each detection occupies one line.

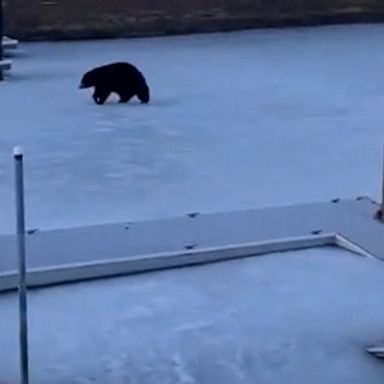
left=0, top=247, right=384, bottom=383
left=1, top=25, right=384, bottom=384
left=0, top=24, right=383, bottom=233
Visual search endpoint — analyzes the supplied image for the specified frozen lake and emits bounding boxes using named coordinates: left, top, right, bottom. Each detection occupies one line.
left=0, top=24, right=383, bottom=232
left=1, top=247, right=384, bottom=383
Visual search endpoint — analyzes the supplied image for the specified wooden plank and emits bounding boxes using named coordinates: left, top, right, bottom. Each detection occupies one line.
left=2, top=36, right=18, bottom=49
left=0, top=59, right=12, bottom=70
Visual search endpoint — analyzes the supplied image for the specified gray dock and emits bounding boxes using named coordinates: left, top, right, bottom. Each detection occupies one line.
left=0, top=197, right=383, bottom=291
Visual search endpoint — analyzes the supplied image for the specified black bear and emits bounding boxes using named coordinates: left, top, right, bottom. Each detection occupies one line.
left=79, top=62, right=150, bottom=105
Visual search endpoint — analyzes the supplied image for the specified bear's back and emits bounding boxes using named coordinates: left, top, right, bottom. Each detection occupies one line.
left=95, top=62, right=145, bottom=85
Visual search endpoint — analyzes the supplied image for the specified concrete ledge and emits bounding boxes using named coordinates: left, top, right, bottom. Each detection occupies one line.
left=0, top=196, right=383, bottom=292
left=0, top=234, right=335, bottom=291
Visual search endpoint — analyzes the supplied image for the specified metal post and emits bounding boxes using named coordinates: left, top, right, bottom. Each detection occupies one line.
left=14, top=146, right=29, bottom=384
left=375, top=144, right=384, bottom=221
left=0, top=0, right=4, bottom=80
left=380, top=143, right=384, bottom=221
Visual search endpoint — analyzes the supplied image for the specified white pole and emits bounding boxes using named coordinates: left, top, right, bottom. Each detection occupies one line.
left=14, top=146, right=29, bottom=384
left=381, top=142, right=384, bottom=221
left=0, top=0, right=4, bottom=81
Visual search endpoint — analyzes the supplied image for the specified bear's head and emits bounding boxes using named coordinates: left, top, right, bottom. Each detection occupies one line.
left=79, top=70, right=97, bottom=89
left=137, top=83, right=150, bottom=104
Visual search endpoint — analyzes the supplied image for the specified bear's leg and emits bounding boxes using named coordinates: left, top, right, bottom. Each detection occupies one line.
left=118, top=90, right=135, bottom=103
left=93, top=86, right=111, bottom=105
